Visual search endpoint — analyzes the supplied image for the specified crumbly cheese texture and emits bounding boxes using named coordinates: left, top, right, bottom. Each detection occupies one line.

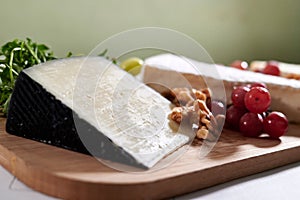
left=24, top=57, right=190, bottom=168
left=143, top=54, right=300, bottom=123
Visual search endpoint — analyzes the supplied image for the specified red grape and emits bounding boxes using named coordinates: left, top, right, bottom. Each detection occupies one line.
left=226, top=105, right=247, bottom=130
left=263, top=111, right=288, bottom=138
left=211, top=100, right=226, bottom=116
left=230, top=60, right=248, bottom=70
left=231, top=86, right=250, bottom=109
left=227, top=82, right=289, bottom=139
left=250, top=82, right=267, bottom=89
left=261, top=111, right=268, bottom=118
left=263, top=61, right=280, bottom=76
left=244, top=87, right=271, bottom=113
left=239, top=112, right=263, bottom=137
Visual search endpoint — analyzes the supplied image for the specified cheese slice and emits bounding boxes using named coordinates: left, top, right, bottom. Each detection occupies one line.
left=143, top=54, right=300, bottom=123
left=6, top=57, right=190, bottom=169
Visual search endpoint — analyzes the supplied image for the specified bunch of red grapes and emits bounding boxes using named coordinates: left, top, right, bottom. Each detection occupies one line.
left=226, top=83, right=288, bottom=138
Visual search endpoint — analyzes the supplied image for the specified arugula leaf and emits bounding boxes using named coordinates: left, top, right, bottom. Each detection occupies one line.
left=98, top=49, right=118, bottom=64
left=98, top=49, right=108, bottom=57
left=0, top=38, right=114, bottom=117
left=0, top=38, right=56, bottom=116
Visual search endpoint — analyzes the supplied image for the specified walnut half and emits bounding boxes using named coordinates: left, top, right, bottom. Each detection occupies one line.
left=168, top=87, right=224, bottom=141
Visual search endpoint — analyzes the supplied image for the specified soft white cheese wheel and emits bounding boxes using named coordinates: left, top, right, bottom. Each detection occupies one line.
left=143, top=54, right=300, bottom=123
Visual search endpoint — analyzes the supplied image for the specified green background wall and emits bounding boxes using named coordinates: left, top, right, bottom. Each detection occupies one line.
left=1, top=0, right=299, bottom=64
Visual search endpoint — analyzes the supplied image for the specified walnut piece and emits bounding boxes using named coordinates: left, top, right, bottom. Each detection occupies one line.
left=196, top=127, right=209, bottom=139
left=168, top=87, right=225, bottom=141
left=169, top=107, right=183, bottom=124
left=192, top=89, right=206, bottom=101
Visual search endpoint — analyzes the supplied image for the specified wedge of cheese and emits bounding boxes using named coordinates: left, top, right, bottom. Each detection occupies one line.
left=143, top=54, right=300, bottom=123
left=6, top=57, right=190, bottom=169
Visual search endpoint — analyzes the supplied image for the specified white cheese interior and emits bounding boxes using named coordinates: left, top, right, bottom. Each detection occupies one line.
left=24, top=57, right=190, bottom=168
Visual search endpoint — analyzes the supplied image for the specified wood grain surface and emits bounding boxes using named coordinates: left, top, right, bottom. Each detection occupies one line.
left=0, top=117, right=300, bottom=199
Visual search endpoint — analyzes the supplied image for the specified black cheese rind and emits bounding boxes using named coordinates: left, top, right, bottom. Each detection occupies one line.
left=6, top=71, right=146, bottom=169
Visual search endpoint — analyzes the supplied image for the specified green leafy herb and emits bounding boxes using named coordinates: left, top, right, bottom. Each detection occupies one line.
left=0, top=38, right=115, bottom=117
left=0, top=38, right=57, bottom=116
left=98, top=49, right=117, bottom=64
left=98, top=49, right=108, bottom=57
left=66, top=51, right=73, bottom=58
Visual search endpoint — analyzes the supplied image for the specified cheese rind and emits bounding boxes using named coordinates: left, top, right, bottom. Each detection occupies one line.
left=6, top=57, right=190, bottom=169
left=143, top=54, right=300, bottom=123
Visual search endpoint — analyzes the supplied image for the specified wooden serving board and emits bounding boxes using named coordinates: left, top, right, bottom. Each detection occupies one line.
left=1, top=117, right=300, bottom=200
